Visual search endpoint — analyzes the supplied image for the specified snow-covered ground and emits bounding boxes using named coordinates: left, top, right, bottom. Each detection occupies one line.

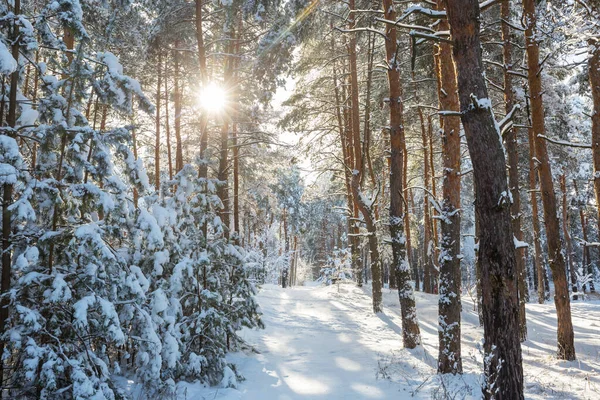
left=167, top=283, right=599, bottom=399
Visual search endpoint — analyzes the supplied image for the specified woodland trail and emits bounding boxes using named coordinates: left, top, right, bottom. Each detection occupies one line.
left=231, top=283, right=408, bottom=399
left=178, top=283, right=600, bottom=400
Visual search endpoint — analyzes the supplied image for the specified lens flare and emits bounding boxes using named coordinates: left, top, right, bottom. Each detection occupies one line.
left=198, top=83, right=226, bottom=113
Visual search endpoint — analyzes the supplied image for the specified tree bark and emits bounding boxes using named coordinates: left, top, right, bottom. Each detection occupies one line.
left=573, top=179, right=594, bottom=293
left=560, top=175, right=578, bottom=299
left=331, top=35, right=360, bottom=285
left=382, top=0, right=421, bottom=348
left=523, top=0, right=576, bottom=360
left=589, top=37, right=600, bottom=292
left=173, top=45, right=184, bottom=173
left=421, top=114, right=433, bottom=294
left=502, top=0, right=527, bottom=342
left=348, top=0, right=381, bottom=310
left=155, top=49, right=161, bottom=189
left=525, top=89, right=546, bottom=304
left=0, top=1, right=19, bottom=389
left=435, top=0, right=462, bottom=374
left=444, top=0, right=524, bottom=397
left=164, top=53, right=173, bottom=181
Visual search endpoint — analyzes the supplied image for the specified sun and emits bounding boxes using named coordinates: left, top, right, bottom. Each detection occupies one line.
left=198, top=83, right=227, bottom=113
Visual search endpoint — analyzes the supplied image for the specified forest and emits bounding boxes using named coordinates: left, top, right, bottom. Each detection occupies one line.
left=0, top=0, right=599, bottom=399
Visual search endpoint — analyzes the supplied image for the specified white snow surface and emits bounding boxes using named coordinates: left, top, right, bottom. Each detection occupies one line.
left=120, top=283, right=600, bottom=399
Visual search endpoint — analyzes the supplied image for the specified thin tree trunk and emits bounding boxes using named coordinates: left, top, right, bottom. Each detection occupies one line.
left=435, top=0, right=462, bottom=374
left=154, top=49, right=162, bottom=190
left=164, top=54, right=173, bottom=181
left=428, top=118, right=440, bottom=288
left=588, top=36, right=600, bottom=292
left=0, top=1, right=20, bottom=390
left=421, top=114, right=433, bottom=294
left=332, top=35, right=361, bottom=286
left=573, top=179, right=594, bottom=292
left=502, top=0, right=527, bottom=341
left=155, top=49, right=161, bottom=189
left=232, top=23, right=242, bottom=238
left=173, top=46, right=184, bottom=173
left=523, top=0, right=576, bottom=361
left=560, top=175, right=577, bottom=299
left=348, top=0, right=381, bottom=310
left=525, top=89, right=546, bottom=304
left=217, top=30, right=236, bottom=237
left=382, top=0, right=421, bottom=347
left=444, top=0, right=524, bottom=397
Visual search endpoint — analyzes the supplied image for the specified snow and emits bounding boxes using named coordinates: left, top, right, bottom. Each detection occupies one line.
left=162, top=283, right=600, bottom=399
left=0, top=40, right=17, bottom=75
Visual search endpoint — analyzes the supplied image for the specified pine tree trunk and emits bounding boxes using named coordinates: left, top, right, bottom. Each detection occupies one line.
left=561, top=175, right=578, bottom=299
left=348, top=0, right=381, bottom=310
left=574, top=179, right=594, bottom=293
left=164, top=54, right=173, bottom=181
left=155, top=49, right=161, bottom=189
left=589, top=37, right=600, bottom=292
left=444, top=0, right=524, bottom=397
left=421, top=115, right=433, bottom=294
left=502, top=0, right=527, bottom=341
left=217, top=31, right=236, bottom=237
left=332, top=42, right=360, bottom=285
left=382, top=0, right=421, bottom=347
left=428, top=119, right=440, bottom=289
left=525, top=91, right=546, bottom=304
left=435, top=0, right=462, bottom=373
left=173, top=46, right=184, bottom=174
left=0, top=1, right=19, bottom=389
left=523, top=0, right=576, bottom=360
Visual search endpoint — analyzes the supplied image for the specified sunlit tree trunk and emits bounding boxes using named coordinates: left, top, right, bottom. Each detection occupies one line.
left=589, top=36, right=600, bottom=292
left=382, top=0, right=421, bottom=347
left=525, top=91, right=546, bottom=304
left=502, top=0, right=527, bottom=341
left=435, top=0, right=462, bottom=374
left=523, top=0, right=576, bottom=360
left=333, top=48, right=360, bottom=285
left=348, top=0, right=381, bottom=310
left=444, top=0, right=524, bottom=396
left=421, top=116, right=433, bottom=294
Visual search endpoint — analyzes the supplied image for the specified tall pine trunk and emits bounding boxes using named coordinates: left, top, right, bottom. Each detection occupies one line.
left=523, top=0, right=576, bottom=360
left=525, top=91, right=546, bottom=303
left=155, top=49, right=161, bottom=189
left=0, top=0, right=20, bottom=390
left=435, top=0, right=462, bottom=374
left=348, top=0, right=381, bottom=310
left=502, top=0, right=527, bottom=341
left=444, top=0, right=524, bottom=397
left=589, top=37, right=600, bottom=291
left=382, top=0, right=421, bottom=348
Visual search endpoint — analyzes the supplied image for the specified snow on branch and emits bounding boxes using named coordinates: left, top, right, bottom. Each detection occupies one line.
left=374, top=17, right=436, bottom=34
left=397, top=6, right=446, bottom=22
left=514, top=236, right=529, bottom=249
left=498, top=104, right=520, bottom=137
left=334, top=26, right=388, bottom=40
left=410, top=30, right=453, bottom=44
left=537, top=134, right=592, bottom=149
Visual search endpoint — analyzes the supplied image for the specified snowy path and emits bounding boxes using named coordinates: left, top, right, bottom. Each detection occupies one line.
left=233, top=284, right=409, bottom=399
left=179, top=283, right=600, bottom=400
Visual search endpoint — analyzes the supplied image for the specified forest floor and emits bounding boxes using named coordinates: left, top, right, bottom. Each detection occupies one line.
left=153, top=283, right=600, bottom=399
